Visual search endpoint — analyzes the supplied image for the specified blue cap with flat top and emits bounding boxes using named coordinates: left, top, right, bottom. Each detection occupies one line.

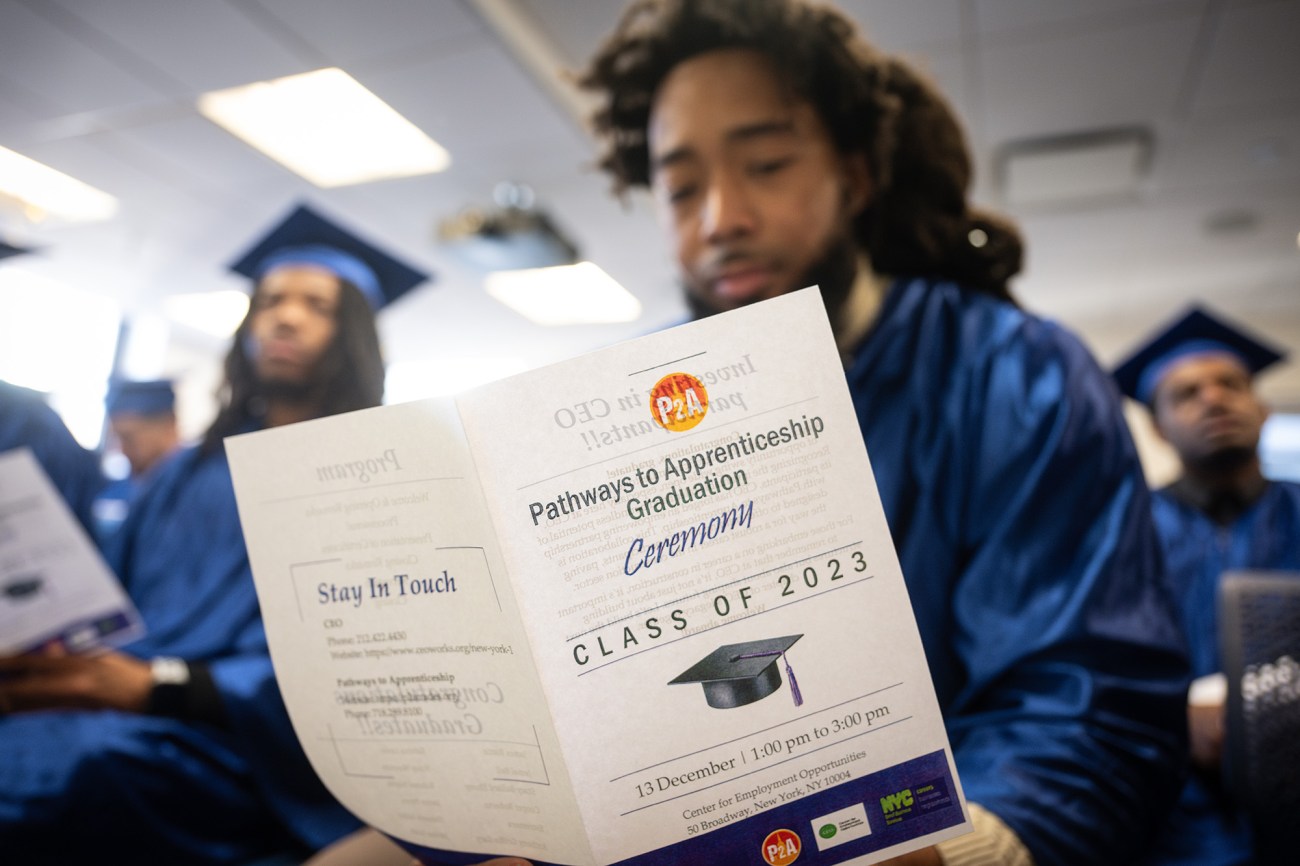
left=106, top=379, right=176, bottom=416
left=1112, top=305, right=1287, bottom=405
left=227, top=204, right=430, bottom=310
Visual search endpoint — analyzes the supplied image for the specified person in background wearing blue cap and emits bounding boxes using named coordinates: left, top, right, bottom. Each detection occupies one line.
left=1114, top=305, right=1299, bottom=866
left=572, top=2, right=1190, bottom=865
left=92, top=378, right=181, bottom=541
left=0, top=204, right=428, bottom=865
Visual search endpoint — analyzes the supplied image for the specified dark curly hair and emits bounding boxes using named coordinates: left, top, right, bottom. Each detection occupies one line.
left=201, top=278, right=385, bottom=454
left=580, top=0, right=1022, bottom=300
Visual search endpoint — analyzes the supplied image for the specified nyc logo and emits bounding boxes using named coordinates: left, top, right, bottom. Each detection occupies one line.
left=880, top=789, right=914, bottom=814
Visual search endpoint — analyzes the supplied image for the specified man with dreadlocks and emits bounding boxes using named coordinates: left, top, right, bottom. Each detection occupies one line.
left=575, top=2, right=1189, bottom=864
left=0, top=204, right=427, bottom=864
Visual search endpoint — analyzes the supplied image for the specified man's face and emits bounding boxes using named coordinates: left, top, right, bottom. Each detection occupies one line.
left=648, top=49, right=870, bottom=316
left=110, top=413, right=178, bottom=476
left=1152, top=353, right=1269, bottom=469
left=245, top=265, right=342, bottom=389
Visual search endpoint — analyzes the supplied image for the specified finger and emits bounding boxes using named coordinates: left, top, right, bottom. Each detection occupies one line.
left=0, top=666, right=97, bottom=711
left=0, top=654, right=73, bottom=675
left=3, top=650, right=116, bottom=674
left=1, top=676, right=72, bottom=709
left=0, top=655, right=40, bottom=674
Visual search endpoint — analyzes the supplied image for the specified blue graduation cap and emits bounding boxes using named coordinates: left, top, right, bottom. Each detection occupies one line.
left=227, top=204, right=430, bottom=310
left=1113, top=305, right=1287, bottom=404
left=106, top=379, right=176, bottom=416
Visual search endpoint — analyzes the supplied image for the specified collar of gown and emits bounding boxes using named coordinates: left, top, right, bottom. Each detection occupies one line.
left=835, top=255, right=892, bottom=367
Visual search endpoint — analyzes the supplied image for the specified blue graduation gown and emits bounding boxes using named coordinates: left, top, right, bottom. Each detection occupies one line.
left=0, top=441, right=360, bottom=864
left=1153, top=480, right=1300, bottom=679
left=1141, top=480, right=1300, bottom=866
left=0, top=379, right=103, bottom=532
left=848, top=279, right=1188, bottom=865
left=92, top=475, right=138, bottom=542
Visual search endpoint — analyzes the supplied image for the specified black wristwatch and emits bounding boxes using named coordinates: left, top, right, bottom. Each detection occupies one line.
left=148, top=656, right=191, bottom=717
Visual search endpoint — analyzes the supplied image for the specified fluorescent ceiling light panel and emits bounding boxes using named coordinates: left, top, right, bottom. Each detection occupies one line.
left=164, top=290, right=250, bottom=339
left=198, top=68, right=450, bottom=187
left=0, top=146, right=118, bottom=223
left=485, top=262, right=642, bottom=326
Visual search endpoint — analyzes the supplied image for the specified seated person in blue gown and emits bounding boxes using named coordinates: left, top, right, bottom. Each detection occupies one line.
left=563, top=2, right=1192, bottom=865
left=1114, top=306, right=1300, bottom=866
left=0, top=379, right=104, bottom=534
left=0, top=204, right=429, bottom=865
left=92, top=378, right=181, bottom=541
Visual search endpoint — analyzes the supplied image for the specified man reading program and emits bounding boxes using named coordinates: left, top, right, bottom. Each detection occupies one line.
left=572, top=2, right=1190, bottom=865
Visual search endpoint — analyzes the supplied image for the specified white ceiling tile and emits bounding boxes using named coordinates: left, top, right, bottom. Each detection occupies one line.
left=110, top=113, right=305, bottom=195
left=974, top=0, right=1202, bottom=35
left=0, top=85, right=43, bottom=140
left=255, top=0, right=487, bottom=67
left=979, top=16, right=1202, bottom=142
left=1157, top=116, right=1300, bottom=192
left=515, top=0, right=630, bottom=70
left=43, top=0, right=313, bottom=93
left=1189, top=0, right=1300, bottom=116
left=0, top=0, right=165, bottom=118
left=359, top=41, right=590, bottom=173
left=834, top=0, right=963, bottom=52
left=1014, top=197, right=1300, bottom=320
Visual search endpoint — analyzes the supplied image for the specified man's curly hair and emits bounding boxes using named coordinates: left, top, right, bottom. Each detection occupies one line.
left=580, top=0, right=1022, bottom=300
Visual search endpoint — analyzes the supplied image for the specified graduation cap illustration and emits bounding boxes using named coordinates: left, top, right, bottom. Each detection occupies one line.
left=3, top=573, right=44, bottom=601
left=106, top=379, right=176, bottom=417
left=228, top=203, right=431, bottom=311
left=1113, top=305, right=1286, bottom=405
left=670, top=634, right=804, bottom=709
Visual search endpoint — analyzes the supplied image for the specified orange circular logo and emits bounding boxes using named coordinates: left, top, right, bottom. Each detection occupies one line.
left=761, top=828, right=802, bottom=865
left=649, top=372, right=709, bottom=432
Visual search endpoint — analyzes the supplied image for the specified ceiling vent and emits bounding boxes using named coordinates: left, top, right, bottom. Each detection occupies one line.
left=996, top=127, right=1153, bottom=208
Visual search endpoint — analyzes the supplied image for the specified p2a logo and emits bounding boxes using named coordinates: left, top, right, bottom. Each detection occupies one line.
left=649, top=372, right=709, bottom=432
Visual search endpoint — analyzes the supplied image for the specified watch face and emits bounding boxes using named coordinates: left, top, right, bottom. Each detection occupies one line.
left=151, top=657, right=190, bottom=686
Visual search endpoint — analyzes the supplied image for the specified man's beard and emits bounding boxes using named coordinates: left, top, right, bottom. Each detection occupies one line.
left=685, top=233, right=860, bottom=333
left=1186, top=443, right=1257, bottom=476
left=255, top=376, right=318, bottom=404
